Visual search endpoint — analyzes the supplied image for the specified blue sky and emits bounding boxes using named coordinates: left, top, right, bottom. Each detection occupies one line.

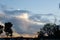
left=0, top=0, right=60, bottom=34
left=0, top=0, right=60, bottom=14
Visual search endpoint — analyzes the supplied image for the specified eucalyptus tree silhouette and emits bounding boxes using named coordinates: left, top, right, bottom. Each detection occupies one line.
left=4, top=22, right=13, bottom=37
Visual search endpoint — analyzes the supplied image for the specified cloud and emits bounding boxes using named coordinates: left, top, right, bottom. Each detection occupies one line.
left=16, top=13, right=29, bottom=20
left=0, top=8, right=55, bottom=34
left=3, top=10, right=30, bottom=16
left=12, top=13, right=45, bottom=34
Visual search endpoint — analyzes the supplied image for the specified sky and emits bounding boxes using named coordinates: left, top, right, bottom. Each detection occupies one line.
left=0, top=0, right=60, bottom=34
left=0, top=0, right=60, bottom=14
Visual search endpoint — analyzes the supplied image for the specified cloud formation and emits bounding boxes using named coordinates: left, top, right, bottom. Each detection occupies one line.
left=0, top=5, right=55, bottom=34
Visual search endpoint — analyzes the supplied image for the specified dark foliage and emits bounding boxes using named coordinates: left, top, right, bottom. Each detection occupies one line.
left=4, top=22, right=13, bottom=37
left=0, top=25, right=3, bottom=34
left=37, top=23, right=60, bottom=39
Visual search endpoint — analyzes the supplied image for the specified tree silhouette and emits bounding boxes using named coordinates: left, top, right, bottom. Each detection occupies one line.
left=0, top=25, right=3, bottom=34
left=37, top=23, right=60, bottom=39
left=4, top=22, right=13, bottom=37
left=53, top=25, right=60, bottom=38
left=43, top=23, right=51, bottom=36
left=37, top=28, right=45, bottom=39
left=38, top=31, right=44, bottom=38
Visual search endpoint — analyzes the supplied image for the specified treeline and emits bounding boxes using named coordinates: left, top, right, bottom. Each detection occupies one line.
left=37, top=23, right=60, bottom=39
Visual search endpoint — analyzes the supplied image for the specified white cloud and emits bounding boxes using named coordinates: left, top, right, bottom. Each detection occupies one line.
left=16, top=13, right=29, bottom=20
left=0, top=9, right=57, bottom=34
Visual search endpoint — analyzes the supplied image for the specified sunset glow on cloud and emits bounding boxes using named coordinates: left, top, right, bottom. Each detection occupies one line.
left=16, top=13, right=29, bottom=20
left=15, top=13, right=45, bottom=25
